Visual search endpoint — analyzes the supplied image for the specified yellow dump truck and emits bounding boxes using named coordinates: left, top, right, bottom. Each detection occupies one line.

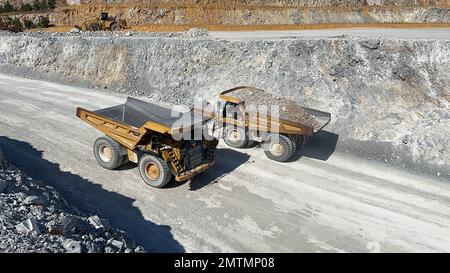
left=77, top=88, right=330, bottom=187
left=77, top=12, right=128, bottom=31
left=217, top=86, right=331, bottom=162
left=77, top=97, right=218, bottom=188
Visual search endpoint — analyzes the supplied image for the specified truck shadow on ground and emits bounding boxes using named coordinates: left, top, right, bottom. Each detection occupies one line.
left=116, top=148, right=251, bottom=191
left=165, top=148, right=251, bottom=191
left=288, top=130, right=339, bottom=162
left=236, top=131, right=339, bottom=163
left=0, top=136, right=185, bottom=253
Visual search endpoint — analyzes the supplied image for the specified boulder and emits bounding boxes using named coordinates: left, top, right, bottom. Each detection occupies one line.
left=22, top=196, right=44, bottom=206
left=70, top=28, right=81, bottom=33
left=15, top=218, right=41, bottom=235
left=63, top=239, right=84, bottom=253
left=88, top=215, right=110, bottom=230
left=59, top=215, right=86, bottom=235
left=108, top=239, right=124, bottom=252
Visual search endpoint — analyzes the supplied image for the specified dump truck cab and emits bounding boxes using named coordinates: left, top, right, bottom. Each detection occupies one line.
left=77, top=97, right=218, bottom=188
left=217, top=86, right=331, bottom=162
left=100, top=12, right=109, bottom=21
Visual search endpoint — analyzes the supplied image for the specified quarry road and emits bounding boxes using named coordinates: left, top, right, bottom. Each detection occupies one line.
left=209, top=28, right=450, bottom=40
left=1, top=74, right=450, bottom=252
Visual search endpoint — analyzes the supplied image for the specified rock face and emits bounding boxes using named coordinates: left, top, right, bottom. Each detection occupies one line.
left=42, top=4, right=450, bottom=26
left=0, top=31, right=449, bottom=176
left=0, top=147, right=144, bottom=253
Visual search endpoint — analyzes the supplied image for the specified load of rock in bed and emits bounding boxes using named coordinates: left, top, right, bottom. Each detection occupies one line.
left=0, top=149, right=144, bottom=253
left=226, top=87, right=321, bottom=128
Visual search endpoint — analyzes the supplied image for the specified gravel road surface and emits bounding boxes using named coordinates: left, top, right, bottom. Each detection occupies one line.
left=1, top=74, right=450, bottom=252
left=209, top=28, right=450, bottom=40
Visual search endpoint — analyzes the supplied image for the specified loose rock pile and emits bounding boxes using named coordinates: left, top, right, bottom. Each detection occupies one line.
left=225, top=87, right=321, bottom=128
left=186, top=28, right=209, bottom=38
left=0, top=149, right=144, bottom=253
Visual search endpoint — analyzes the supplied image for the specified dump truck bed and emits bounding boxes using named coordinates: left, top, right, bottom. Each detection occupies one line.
left=77, top=97, right=219, bottom=185
left=300, top=107, right=332, bottom=133
left=77, top=97, right=214, bottom=150
left=95, top=97, right=212, bottom=130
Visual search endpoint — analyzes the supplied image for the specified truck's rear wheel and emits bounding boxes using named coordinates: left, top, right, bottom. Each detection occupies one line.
left=223, top=126, right=248, bottom=148
left=138, top=154, right=172, bottom=188
left=93, top=136, right=126, bottom=169
left=290, top=134, right=308, bottom=149
left=263, top=134, right=296, bottom=162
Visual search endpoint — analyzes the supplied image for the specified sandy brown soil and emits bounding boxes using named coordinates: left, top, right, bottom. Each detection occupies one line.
left=1, top=1, right=449, bottom=30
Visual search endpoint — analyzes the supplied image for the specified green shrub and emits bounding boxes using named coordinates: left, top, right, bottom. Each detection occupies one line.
left=23, top=19, right=35, bottom=29
left=32, top=0, right=41, bottom=11
left=40, top=0, right=48, bottom=10
left=37, top=15, right=50, bottom=28
left=2, top=1, right=15, bottom=13
left=0, top=0, right=55, bottom=16
left=20, top=3, right=33, bottom=12
left=10, top=17, right=22, bottom=28
left=48, top=0, right=56, bottom=9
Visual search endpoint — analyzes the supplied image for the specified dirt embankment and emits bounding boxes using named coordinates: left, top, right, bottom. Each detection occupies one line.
left=2, top=1, right=449, bottom=7
left=0, top=31, right=449, bottom=176
left=50, top=3, right=450, bottom=27
left=1, top=0, right=449, bottom=29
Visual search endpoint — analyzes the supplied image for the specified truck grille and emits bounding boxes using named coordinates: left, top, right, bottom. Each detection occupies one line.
left=184, top=142, right=203, bottom=170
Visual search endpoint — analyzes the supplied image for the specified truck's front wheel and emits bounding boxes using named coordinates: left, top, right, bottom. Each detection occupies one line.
left=138, top=154, right=172, bottom=188
left=88, top=23, right=100, bottom=31
left=93, top=136, right=126, bottom=169
left=263, top=134, right=296, bottom=162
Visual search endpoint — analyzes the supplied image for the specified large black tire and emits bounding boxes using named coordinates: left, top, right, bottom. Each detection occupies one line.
left=294, top=135, right=309, bottom=149
left=93, top=136, right=126, bottom=170
left=263, top=134, right=296, bottom=162
left=138, top=154, right=172, bottom=188
left=110, top=23, right=120, bottom=31
left=246, top=139, right=256, bottom=147
left=303, top=135, right=309, bottom=146
left=88, top=23, right=100, bottom=31
left=223, top=126, right=248, bottom=148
